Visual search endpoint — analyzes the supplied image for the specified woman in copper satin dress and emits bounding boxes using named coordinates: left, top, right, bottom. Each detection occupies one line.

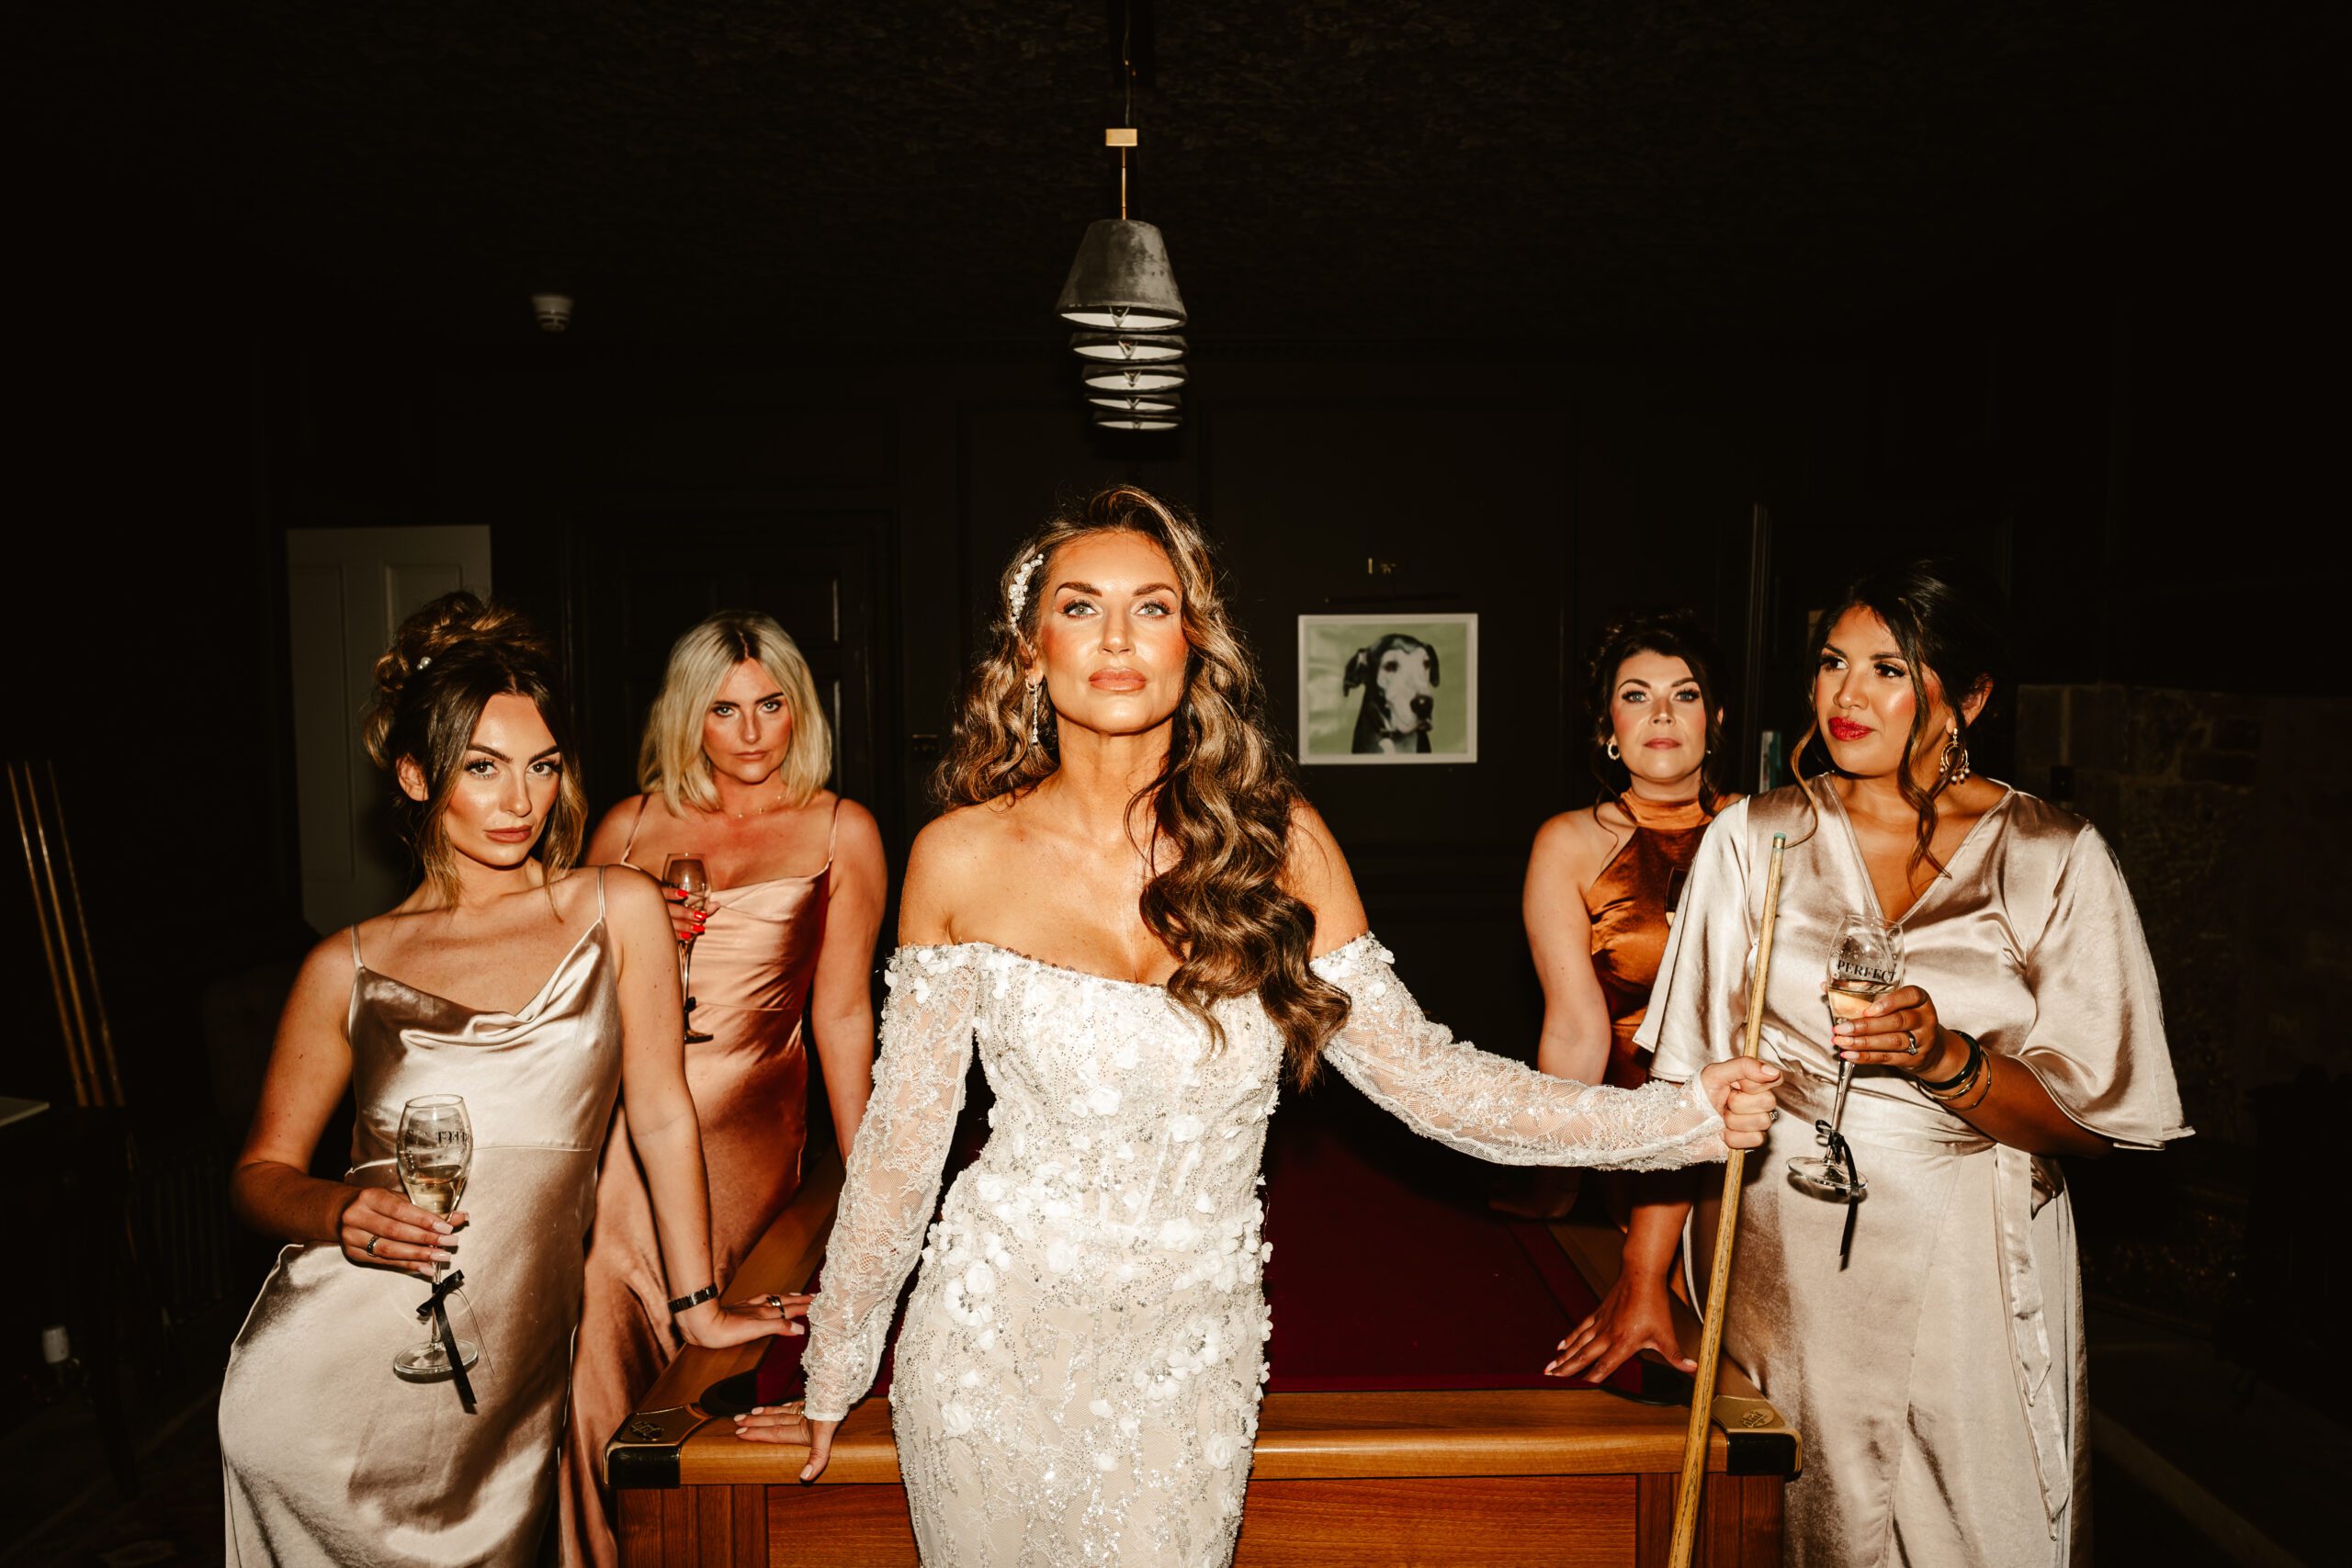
left=561, top=610, right=886, bottom=1568
left=1593, top=564, right=2188, bottom=1564
left=220, top=594, right=789, bottom=1568
left=1497, top=610, right=1735, bottom=1227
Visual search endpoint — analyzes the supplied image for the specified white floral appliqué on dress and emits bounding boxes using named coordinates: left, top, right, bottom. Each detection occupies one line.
left=801, top=935, right=1728, bottom=1566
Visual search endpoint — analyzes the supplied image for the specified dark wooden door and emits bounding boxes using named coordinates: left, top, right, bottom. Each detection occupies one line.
left=570, top=512, right=896, bottom=833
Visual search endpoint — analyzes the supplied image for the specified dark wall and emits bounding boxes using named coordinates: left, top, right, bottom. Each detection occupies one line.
left=331, top=344, right=1867, bottom=1063
left=13, top=234, right=2338, bottom=1358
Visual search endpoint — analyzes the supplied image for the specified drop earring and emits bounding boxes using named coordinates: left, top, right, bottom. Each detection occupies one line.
left=1939, top=720, right=1971, bottom=784
left=1025, top=680, right=1044, bottom=745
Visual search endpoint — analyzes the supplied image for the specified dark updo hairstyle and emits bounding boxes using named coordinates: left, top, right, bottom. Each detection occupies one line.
left=1584, top=608, right=1731, bottom=817
left=1792, top=558, right=2010, bottom=870
left=362, top=591, right=588, bottom=905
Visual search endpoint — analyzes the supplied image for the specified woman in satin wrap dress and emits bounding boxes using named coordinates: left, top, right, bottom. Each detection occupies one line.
left=561, top=610, right=883, bottom=1568
left=1631, top=565, right=2188, bottom=1565
left=220, top=594, right=787, bottom=1567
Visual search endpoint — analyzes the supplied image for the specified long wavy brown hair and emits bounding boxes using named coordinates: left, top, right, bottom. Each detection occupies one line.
left=934, top=486, right=1352, bottom=1084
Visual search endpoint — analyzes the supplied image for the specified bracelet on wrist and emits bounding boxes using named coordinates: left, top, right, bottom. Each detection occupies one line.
left=666, top=1282, right=719, bottom=1314
left=1915, top=1032, right=1983, bottom=1095
left=1945, top=1051, right=1998, bottom=1111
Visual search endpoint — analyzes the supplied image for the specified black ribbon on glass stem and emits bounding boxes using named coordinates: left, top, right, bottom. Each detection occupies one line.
left=1811, top=1121, right=1864, bottom=1267
left=417, top=1269, right=477, bottom=1411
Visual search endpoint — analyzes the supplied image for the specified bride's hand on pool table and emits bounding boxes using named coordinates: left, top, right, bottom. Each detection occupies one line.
left=733, top=1404, right=839, bottom=1483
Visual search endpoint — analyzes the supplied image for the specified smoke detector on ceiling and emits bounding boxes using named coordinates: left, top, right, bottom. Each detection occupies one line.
left=531, top=294, right=574, bottom=333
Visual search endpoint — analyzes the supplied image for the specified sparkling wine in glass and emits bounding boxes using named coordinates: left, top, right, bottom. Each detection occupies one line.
left=1786, top=913, right=1903, bottom=1202
left=392, top=1093, right=480, bottom=1380
left=663, top=853, right=715, bottom=1044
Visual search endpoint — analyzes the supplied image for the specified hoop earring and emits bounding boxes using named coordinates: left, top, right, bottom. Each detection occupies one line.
left=1939, top=722, right=1971, bottom=785
left=1605, top=738, right=1621, bottom=761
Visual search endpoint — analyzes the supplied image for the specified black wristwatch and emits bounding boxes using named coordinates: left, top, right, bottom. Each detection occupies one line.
left=666, top=1283, right=719, bottom=1314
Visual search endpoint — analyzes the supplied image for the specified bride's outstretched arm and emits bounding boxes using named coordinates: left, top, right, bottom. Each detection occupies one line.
left=1285, top=802, right=1771, bottom=1170
left=1313, top=936, right=1741, bottom=1168
left=798, top=945, right=982, bottom=1423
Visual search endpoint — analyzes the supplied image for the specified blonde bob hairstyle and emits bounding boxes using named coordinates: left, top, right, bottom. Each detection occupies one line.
left=935, top=485, right=1351, bottom=1086
left=638, top=611, right=833, bottom=815
left=363, top=592, right=590, bottom=906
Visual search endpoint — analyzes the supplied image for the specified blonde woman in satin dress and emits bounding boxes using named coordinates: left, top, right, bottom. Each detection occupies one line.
left=220, top=594, right=789, bottom=1568
left=560, top=610, right=885, bottom=1568
left=1566, top=562, right=2189, bottom=1566
left=1498, top=609, right=1737, bottom=1225
left=730, top=487, right=1781, bottom=1567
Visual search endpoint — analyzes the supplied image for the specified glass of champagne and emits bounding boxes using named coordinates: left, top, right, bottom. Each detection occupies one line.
left=663, top=853, right=715, bottom=1044
left=1786, top=913, right=1903, bottom=1202
left=391, top=1093, right=480, bottom=1379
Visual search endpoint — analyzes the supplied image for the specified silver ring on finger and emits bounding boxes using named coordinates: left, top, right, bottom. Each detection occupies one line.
left=362, top=1235, right=381, bottom=1256
left=763, top=1293, right=785, bottom=1312
left=1903, top=1031, right=1919, bottom=1055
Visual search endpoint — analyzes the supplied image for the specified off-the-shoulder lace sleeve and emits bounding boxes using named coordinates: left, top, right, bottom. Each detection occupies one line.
left=801, top=945, right=981, bottom=1422
left=1311, top=936, right=1726, bottom=1171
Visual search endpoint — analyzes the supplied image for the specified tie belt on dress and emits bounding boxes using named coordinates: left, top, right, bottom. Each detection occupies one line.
left=1762, top=1049, right=2073, bottom=1529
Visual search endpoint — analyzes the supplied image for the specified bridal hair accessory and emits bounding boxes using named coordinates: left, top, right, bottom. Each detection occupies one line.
left=1006, top=551, right=1046, bottom=624
left=417, top=656, right=432, bottom=669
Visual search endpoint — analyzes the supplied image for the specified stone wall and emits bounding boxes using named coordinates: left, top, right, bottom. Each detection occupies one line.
left=2013, top=684, right=2352, bottom=1335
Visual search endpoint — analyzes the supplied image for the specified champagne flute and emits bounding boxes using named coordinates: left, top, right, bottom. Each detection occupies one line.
left=663, top=853, right=715, bottom=1044
left=1786, top=913, right=1903, bottom=1202
left=392, top=1093, right=480, bottom=1379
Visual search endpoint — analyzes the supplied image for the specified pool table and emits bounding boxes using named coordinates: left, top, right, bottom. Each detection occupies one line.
left=609, top=1108, right=1798, bottom=1566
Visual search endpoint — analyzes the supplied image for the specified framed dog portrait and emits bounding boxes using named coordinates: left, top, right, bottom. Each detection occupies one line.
left=1296, top=613, right=1478, bottom=765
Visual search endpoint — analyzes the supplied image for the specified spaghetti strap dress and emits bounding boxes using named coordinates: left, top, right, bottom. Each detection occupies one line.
left=220, top=870, right=623, bottom=1567
left=558, top=797, right=837, bottom=1568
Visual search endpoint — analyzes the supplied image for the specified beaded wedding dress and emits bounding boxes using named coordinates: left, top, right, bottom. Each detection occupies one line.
left=800, top=933, right=1729, bottom=1566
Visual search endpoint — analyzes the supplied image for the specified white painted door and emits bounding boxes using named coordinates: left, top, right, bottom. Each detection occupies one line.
left=286, top=526, right=492, bottom=934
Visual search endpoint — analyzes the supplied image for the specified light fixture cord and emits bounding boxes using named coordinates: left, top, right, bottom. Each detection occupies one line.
left=1119, top=6, right=1134, bottom=220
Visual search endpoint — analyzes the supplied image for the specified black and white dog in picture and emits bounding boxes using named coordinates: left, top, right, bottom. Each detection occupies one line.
left=1344, top=633, right=1441, bottom=753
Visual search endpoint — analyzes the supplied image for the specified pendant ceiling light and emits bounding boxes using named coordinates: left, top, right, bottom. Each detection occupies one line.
left=1061, top=6, right=1186, bottom=433
left=1092, top=411, right=1182, bottom=432
left=1079, top=360, right=1188, bottom=393
left=1057, top=220, right=1185, bottom=332
left=1088, top=392, right=1182, bottom=414
left=1069, top=330, right=1186, bottom=363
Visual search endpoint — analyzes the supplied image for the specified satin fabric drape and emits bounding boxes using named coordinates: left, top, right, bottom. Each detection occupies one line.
left=1639, top=785, right=2188, bottom=1567
left=221, top=880, right=623, bottom=1567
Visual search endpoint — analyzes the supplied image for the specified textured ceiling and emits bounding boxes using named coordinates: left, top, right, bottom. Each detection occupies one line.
left=42, top=2, right=2310, bottom=344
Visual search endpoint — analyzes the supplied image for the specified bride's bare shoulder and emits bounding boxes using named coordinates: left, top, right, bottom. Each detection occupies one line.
left=900, top=800, right=1021, bottom=943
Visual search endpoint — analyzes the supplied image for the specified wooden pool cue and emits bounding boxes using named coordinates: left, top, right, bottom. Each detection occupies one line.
left=1668, top=830, right=1787, bottom=1568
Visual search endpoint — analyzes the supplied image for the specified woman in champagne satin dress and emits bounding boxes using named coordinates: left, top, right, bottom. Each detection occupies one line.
left=220, top=594, right=787, bottom=1568
left=560, top=611, right=885, bottom=1568
left=1595, top=564, right=2188, bottom=1565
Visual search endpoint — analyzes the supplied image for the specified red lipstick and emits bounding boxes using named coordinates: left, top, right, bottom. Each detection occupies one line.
left=1826, top=718, right=1871, bottom=742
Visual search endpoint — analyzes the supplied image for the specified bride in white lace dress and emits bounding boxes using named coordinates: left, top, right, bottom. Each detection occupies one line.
left=734, top=488, right=1779, bottom=1566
